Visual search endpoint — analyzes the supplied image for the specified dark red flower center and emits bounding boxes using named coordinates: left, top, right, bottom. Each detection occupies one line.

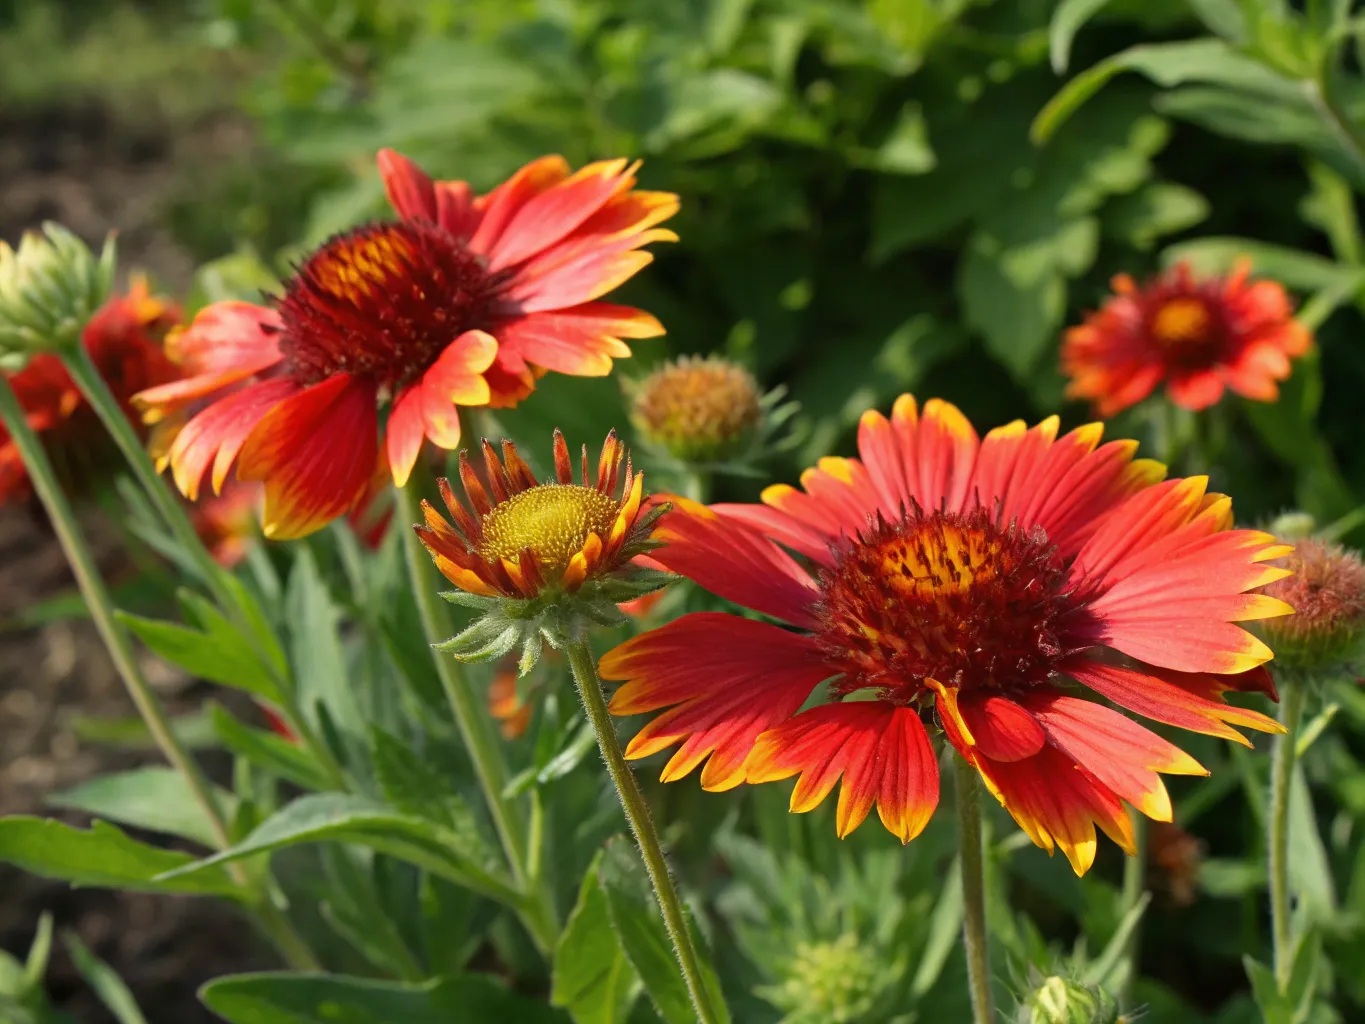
left=816, top=506, right=1072, bottom=704
left=1148, top=296, right=1224, bottom=367
left=276, top=221, right=495, bottom=390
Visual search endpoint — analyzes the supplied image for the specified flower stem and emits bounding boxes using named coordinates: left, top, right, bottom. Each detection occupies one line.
left=1117, top=810, right=1148, bottom=1005
left=0, top=372, right=318, bottom=971
left=565, top=638, right=723, bottom=1024
left=953, top=755, right=994, bottom=1024
left=1269, top=679, right=1308, bottom=989
left=394, top=479, right=559, bottom=954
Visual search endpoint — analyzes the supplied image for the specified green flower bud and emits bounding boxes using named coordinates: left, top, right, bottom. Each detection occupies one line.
left=0, top=222, right=115, bottom=367
left=1019, top=976, right=1120, bottom=1024
left=757, top=933, right=891, bottom=1024
left=1262, top=537, right=1365, bottom=672
left=1267, top=511, right=1316, bottom=541
left=630, top=355, right=763, bottom=462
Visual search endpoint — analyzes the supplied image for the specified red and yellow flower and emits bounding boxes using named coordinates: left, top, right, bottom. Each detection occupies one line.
left=1062, top=261, right=1310, bottom=417
left=415, top=429, right=649, bottom=601
left=602, top=394, right=1292, bottom=873
left=134, top=152, right=677, bottom=540
left=0, top=275, right=178, bottom=505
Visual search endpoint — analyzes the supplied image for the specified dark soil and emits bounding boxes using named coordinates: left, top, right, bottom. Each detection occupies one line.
left=0, top=101, right=273, bottom=1024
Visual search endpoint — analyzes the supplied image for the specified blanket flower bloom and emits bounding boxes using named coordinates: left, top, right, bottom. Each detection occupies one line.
left=601, top=394, right=1293, bottom=873
left=1062, top=261, right=1310, bottom=417
left=414, top=429, right=668, bottom=668
left=1, top=276, right=178, bottom=504
left=133, top=151, right=677, bottom=539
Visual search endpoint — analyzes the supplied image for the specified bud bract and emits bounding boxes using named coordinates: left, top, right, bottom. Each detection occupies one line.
left=0, top=223, right=116, bottom=367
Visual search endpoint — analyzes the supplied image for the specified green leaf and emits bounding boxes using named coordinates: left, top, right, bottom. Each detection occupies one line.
left=63, top=932, right=148, bottom=1024
left=46, top=767, right=235, bottom=848
left=0, top=818, right=241, bottom=899
left=860, top=102, right=935, bottom=175
left=1102, top=181, right=1210, bottom=249
left=286, top=548, right=364, bottom=745
left=1032, top=39, right=1297, bottom=144
left=69, top=710, right=216, bottom=751
left=155, top=794, right=516, bottom=905
left=1244, top=955, right=1293, bottom=1024
left=23, top=914, right=53, bottom=991
left=597, top=839, right=730, bottom=1024
left=1288, top=763, right=1337, bottom=920
left=1161, top=236, right=1365, bottom=293
left=1049, top=0, right=1117, bottom=74
left=201, top=971, right=569, bottom=1024
left=370, top=727, right=496, bottom=867
left=210, top=704, right=333, bottom=792
left=553, top=851, right=642, bottom=1024
left=117, top=611, right=278, bottom=699
left=911, top=857, right=962, bottom=998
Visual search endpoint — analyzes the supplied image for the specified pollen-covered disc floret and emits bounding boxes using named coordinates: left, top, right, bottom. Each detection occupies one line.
left=1262, top=537, right=1365, bottom=670
left=631, top=355, right=762, bottom=461
left=278, top=221, right=493, bottom=389
left=819, top=506, right=1071, bottom=701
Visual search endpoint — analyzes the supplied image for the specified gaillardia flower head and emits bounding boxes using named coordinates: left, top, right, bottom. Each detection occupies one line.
left=133, top=151, right=677, bottom=539
left=1260, top=537, right=1365, bottom=672
left=1062, top=261, right=1310, bottom=417
left=602, top=394, right=1292, bottom=873
left=415, top=429, right=669, bottom=669
left=1, top=276, right=179, bottom=505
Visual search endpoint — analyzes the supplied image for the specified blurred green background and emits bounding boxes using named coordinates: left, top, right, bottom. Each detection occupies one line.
left=5, top=0, right=1365, bottom=1021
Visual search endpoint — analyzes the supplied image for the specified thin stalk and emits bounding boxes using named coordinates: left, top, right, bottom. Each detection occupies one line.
left=566, top=639, right=723, bottom=1024
left=1117, top=811, right=1148, bottom=1006
left=1269, top=679, right=1308, bottom=989
left=394, top=479, right=559, bottom=954
left=0, top=373, right=318, bottom=970
left=953, top=755, right=994, bottom=1024
left=62, top=347, right=348, bottom=791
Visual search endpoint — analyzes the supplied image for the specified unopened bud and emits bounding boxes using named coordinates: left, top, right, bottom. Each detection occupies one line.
left=0, top=223, right=115, bottom=366
left=630, top=355, right=762, bottom=462
left=758, top=933, right=891, bottom=1024
left=1019, top=976, right=1120, bottom=1024
left=1263, top=538, right=1365, bottom=671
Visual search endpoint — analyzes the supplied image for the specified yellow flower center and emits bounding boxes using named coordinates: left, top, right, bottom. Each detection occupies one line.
left=1151, top=297, right=1211, bottom=348
left=478, top=484, right=620, bottom=572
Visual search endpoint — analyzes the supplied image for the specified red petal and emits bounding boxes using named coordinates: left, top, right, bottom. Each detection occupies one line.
left=469, top=156, right=571, bottom=256
left=493, top=303, right=658, bottom=377
left=648, top=496, right=823, bottom=628
left=1065, top=657, right=1283, bottom=745
left=1022, top=692, right=1205, bottom=821
left=958, top=694, right=1045, bottom=763
left=385, top=384, right=426, bottom=488
left=237, top=374, right=381, bottom=539
left=167, top=378, right=299, bottom=500
left=744, top=702, right=939, bottom=843
left=854, top=395, right=979, bottom=517
left=378, top=148, right=438, bottom=224
left=603, top=612, right=830, bottom=791
left=487, top=158, right=636, bottom=272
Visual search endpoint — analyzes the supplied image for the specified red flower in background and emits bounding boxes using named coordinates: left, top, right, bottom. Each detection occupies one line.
left=1062, top=261, right=1310, bottom=417
left=0, top=275, right=179, bottom=504
left=602, top=395, right=1291, bottom=873
left=134, top=151, right=677, bottom=540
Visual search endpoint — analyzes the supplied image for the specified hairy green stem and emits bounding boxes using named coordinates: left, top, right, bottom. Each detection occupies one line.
left=954, top=756, right=994, bottom=1024
left=565, top=639, right=723, bottom=1024
left=0, top=373, right=318, bottom=970
left=1269, top=680, right=1308, bottom=989
left=394, top=480, right=559, bottom=954
left=1118, top=811, right=1148, bottom=1005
